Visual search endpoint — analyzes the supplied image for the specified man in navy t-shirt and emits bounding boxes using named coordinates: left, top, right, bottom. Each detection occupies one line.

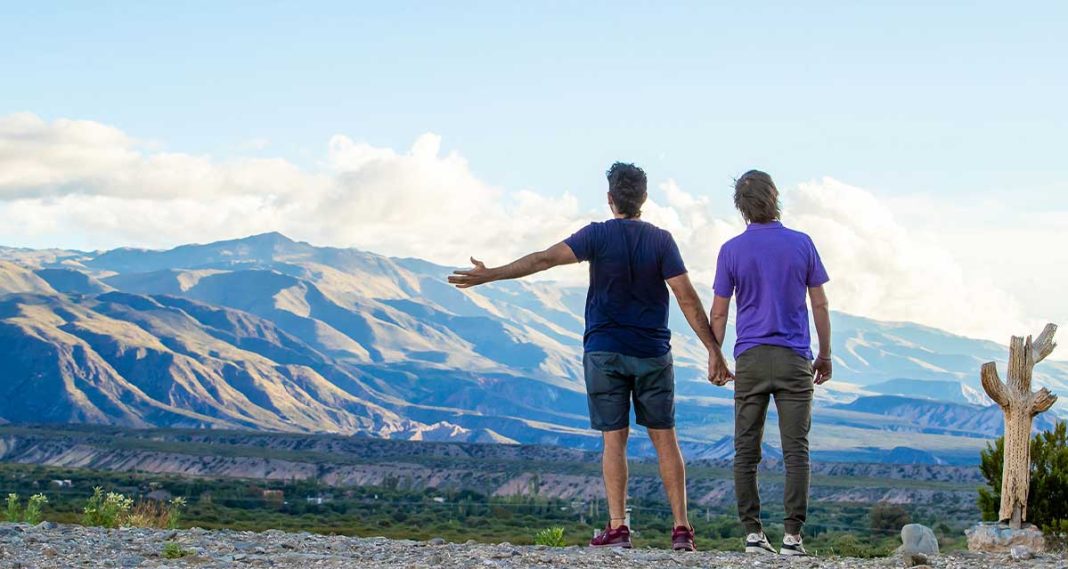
left=710, top=170, right=832, bottom=557
left=450, top=162, right=731, bottom=551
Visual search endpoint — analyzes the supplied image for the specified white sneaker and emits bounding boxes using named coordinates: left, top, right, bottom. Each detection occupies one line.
left=745, top=532, right=777, bottom=554
left=781, top=534, right=807, bottom=556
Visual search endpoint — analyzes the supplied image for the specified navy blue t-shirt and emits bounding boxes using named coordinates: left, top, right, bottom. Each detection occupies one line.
left=564, top=219, right=687, bottom=358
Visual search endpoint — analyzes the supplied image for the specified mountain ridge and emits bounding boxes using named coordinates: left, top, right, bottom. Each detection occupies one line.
left=1, top=232, right=1064, bottom=464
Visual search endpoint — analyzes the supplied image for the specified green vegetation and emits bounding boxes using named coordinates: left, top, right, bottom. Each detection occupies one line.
left=533, top=526, right=566, bottom=547
left=979, top=421, right=1068, bottom=538
left=162, top=542, right=191, bottom=559
left=0, top=461, right=968, bottom=553
left=869, top=502, right=910, bottom=533
left=24, top=493, right=48, bottom=524
left=82, top=487, right=134, bottom=528
left=4, top=493, right=18, bottom=523
left=3, top=492, right=48, bottom=524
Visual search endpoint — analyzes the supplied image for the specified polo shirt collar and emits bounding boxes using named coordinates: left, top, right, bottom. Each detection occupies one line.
left=746, top=221, right=783, bottom=231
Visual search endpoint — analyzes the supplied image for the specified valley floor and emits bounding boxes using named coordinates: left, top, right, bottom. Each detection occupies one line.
left=2, top=523, right=1065, bottom=569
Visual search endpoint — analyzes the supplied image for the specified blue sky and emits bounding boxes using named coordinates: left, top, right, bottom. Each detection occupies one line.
left=1, top=1, right=1066, bottom=344
left=4, top=1, right=1067, bottom=207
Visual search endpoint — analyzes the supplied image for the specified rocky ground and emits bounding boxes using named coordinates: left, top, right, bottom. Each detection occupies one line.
left=1, top=522, right=1065, bottom=569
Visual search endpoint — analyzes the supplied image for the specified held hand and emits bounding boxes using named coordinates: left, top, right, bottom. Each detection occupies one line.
left=448, top=257, right=493, bottom=289
left=812, top=355, right=833, bottom=385
left=708, top=352, right=735, bottom=386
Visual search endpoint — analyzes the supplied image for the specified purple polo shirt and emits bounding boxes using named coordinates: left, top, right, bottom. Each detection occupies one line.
left=713, top=221, right=829, bottom=359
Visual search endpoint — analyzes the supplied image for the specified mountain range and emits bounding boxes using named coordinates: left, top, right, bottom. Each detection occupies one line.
left=0, top=233, right=1064, bottom=464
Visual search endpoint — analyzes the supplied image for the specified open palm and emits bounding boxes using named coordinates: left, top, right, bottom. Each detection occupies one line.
left=448, top=257, right=492, bottom=288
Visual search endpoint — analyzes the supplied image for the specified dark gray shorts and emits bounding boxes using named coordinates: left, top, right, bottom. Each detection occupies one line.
left=583, top=351, right=675, bottom=431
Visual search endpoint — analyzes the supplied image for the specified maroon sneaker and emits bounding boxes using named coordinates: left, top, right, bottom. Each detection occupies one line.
left=672, top=525, right=696, bottom=551
left=589, top=524, right=632, bottom=549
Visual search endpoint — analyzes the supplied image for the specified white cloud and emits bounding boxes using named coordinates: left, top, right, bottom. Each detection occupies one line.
left=0, top=112, right=1063, bottom=345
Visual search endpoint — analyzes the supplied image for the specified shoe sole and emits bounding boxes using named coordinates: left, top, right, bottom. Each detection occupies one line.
left=780, top=548, right=807, bottom=556
left=672, top=544, right=696, bottom=552
left=745, top=546, right=777, bottom=554
left=588, top=543, right=633, bottom=549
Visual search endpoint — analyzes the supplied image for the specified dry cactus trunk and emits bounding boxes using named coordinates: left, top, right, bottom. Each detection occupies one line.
left=980, top=323, right=1059, bottom=529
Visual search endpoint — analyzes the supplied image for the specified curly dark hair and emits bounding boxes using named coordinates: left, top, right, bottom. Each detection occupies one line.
left=733, top=169, right=780, bottom=224
left=606, top=162, right=647, bottom=218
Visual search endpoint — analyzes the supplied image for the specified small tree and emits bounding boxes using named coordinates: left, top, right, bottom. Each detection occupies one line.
left=979, top=422, right=1068, bottom=533
left=870, top=502, right=911, bottom=533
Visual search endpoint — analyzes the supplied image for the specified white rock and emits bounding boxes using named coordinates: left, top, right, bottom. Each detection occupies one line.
left=965, top=522, right=1046, bottom=553
left=900, top=523, right=940, bottom=555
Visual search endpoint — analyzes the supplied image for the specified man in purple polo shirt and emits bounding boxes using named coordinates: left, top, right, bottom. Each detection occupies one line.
left=711, top=170, right=832, bottom=557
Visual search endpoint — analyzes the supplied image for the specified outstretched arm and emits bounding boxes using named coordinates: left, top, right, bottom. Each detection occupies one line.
left=448, top=241, right=578, bottom=288
left=667, top=273, right=732, bottom=385
left=809, top=285, right=832, bottom=385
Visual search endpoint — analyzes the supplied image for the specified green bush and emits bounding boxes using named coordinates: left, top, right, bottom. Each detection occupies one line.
left=870, top=502, right=910, bottom=533
left=24, top=494, right=48, bottom=525
left=979, top=421, right=1068, bottom=534
left=162, top=542, right=190, bottom=559
left=4, top=493, right=19, bottom=523
left=533, top=526, right=566, bottom=547
left=820, top=533, right=890, bottom=558
left=82, top=487, right=134, bottom=528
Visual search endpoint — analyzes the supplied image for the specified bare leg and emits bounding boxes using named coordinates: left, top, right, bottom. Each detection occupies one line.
left=648, top=427, right=689, bottom=528
left=602, top=427, right=629, bottom=528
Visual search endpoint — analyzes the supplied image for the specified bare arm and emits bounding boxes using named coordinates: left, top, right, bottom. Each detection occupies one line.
left=710, top=295, right=730, bottom=347
left=667, top=274, right=732, bottom=385
left=667, top=273, right=716, bottom=350
left=448, top=241, right=578, bottom=288
left=809, top=285, right=832, bottom=384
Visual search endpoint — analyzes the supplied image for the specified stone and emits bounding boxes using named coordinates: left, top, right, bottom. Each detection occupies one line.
left=429, top=537, right=446, bottom=546
left=118, top=555, right=145, bottom=567
left=1010, top=545, right=1034, bottom=560
left=900, top=523, right=940, bottom=555
left=965, top=522, right=1046, bottom=553
left=34, top=521, right=58, bottom=530
left=903, top=551, right=929, bottom=567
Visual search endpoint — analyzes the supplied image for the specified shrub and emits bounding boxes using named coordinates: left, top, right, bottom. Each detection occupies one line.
left=870, top=502, right=911, bottom=533
left=533, top=526, right=566, bottom=547
left=979, top=421, right=1068, bottom=534
left=4, top=494, right=19, bottom=523
left=168, top=497, right=186, bottom=530
left=162, top=542, right=191, bottom=559
left=24, top=494, right=48, bottom=525
left=127, top=501, right=168, bottom=529
left=82, top=487, right=134, bottom=528
left=126, top=496, right=186, bottom=529
left=820, top=533, right=890, bottom=558
left=1044, top=519, right=1068, bottom=552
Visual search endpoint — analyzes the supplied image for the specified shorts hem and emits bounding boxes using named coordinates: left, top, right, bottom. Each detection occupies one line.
left=591, top=422, right=631, bottom=432
left=636, top=419, right=676, bottom=430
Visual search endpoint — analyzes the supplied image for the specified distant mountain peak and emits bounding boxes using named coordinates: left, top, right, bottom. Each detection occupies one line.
left=236, top=231, right=297, bottom=245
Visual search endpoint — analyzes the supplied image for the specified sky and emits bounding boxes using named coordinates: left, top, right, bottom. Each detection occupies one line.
left=1, top=1, right=1066, bottom=346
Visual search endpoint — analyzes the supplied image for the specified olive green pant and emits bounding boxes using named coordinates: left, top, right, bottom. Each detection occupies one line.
left=733, top=345, right=814, bottom=536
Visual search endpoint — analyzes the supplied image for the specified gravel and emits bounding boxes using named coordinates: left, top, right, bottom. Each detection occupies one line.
left=1, top=522, right=1065, bottom=568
